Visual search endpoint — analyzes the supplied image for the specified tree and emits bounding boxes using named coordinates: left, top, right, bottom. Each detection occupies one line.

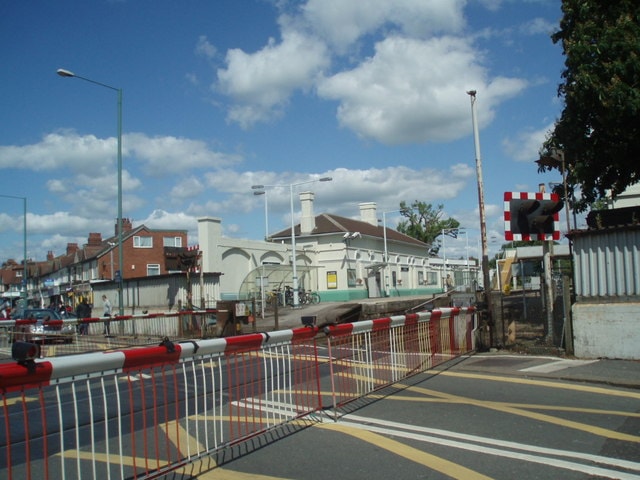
left=396, top=200, right=460, bottom=247
left=540, top=1, right=640, bottom=212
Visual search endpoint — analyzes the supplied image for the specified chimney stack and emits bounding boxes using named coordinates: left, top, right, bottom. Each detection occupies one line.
left=300, top=192, right=316, bottom=234
left=359, top=202, right=378, bottom=227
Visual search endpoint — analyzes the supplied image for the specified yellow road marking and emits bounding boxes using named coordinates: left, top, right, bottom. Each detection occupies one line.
left=194, top=467, right=295, bottom=479
left=405, top=384, right=640, bottom=443
left=427, top=370, right=640, bottom=399
left=378, top=394, right=640, bottom=417
left=317, top=422, right=493, bottom=480
left=2, top=396, right=38, bottom=406
left=161, top=421, right=206, bottom=455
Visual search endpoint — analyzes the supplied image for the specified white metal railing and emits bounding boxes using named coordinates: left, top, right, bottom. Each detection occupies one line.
left=0, top=307, right=475, bottom=479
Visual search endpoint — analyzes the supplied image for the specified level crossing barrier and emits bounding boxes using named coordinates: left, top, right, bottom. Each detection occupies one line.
left=0, top=310, right=220, bottom=359
left=0, top=307, right=475, bottom=479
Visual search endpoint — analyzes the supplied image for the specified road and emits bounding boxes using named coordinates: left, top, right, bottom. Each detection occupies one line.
left=190, top=354, right=640, bottom=480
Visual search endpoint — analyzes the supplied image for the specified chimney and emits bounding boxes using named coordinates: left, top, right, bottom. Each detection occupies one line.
left=66, top=243, right=79, bottom=255
left=359, top=202, right=378, bottom=227
left=300, top=191, right=316, bottom=235
left=115, top=218, right=133, bottom=236
left=87, top=232, right=102, bottom=246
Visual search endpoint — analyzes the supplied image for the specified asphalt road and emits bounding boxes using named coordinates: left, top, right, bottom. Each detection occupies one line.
left=188, top=353, right=640, bottom=480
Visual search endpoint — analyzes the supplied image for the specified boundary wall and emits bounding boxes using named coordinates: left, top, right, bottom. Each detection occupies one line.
left=0, top=307, right=475, bottom=479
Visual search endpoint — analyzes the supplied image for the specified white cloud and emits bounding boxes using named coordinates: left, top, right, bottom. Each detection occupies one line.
left=300, top=0, right=466, bottom=51
left=520, top=17, right=557, bottom=36
left=216, top=30, right=330, bottom=128
left=318, top=36, right=526, bottom=144
left=195, top=35, right=217, bottom=59
left=0, top=131, right=241, bottom=175
left=0, top=130, right=115, bottom=173
left=126, top=133, right=242, bottom=173
left=213, top=0, right=529, bottom=143
left=502, top=122, right=554, bottom=162
left=170, top=177, right=205, bottom=201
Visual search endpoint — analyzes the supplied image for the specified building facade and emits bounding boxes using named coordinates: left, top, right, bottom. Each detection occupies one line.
left=198, top=194, right=478, bottom=305
left=1, top=219, right=188, bottom=310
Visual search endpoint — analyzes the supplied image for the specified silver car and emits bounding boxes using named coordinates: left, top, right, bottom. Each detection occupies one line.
left=11, top=308, right=76, bottom=343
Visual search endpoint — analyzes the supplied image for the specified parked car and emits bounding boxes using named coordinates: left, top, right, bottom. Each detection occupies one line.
left=10, top=308, right=75, bottom=343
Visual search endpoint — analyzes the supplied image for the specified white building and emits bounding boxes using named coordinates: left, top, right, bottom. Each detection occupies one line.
left=198, top=193, right=478, bottom=304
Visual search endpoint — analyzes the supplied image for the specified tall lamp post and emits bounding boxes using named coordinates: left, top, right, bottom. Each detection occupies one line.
left=467, top=90, right=494, bottom=346
left=57, top=68, right=124, bottom=315
left=252, top=189, right=269, bottom=240
left=252, top=176, right=332, bottom=308
left=1, top=195, right=27, bottom=301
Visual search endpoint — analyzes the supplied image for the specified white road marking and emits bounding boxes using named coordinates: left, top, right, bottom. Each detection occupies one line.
left=520, top=359, right=599, bottom=373
left=341, top=414, right=640, bottom=479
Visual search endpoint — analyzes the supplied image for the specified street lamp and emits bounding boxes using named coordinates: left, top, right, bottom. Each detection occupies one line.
left=251, top=176, right=332, bottom=308
left=0, top=195, right=27, bottom=301
left=252, top=189, right=269, bottom=240
left=57, top=68, right=124, bottom=315
left=467, top=90, right=494, bottom=346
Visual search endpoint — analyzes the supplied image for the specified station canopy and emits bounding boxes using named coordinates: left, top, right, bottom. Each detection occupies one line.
left=238, top=264, right=318, bottom=300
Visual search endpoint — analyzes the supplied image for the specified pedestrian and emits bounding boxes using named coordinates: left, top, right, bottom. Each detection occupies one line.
left=75, top=297, right=91, bottom=335
left=1, top=301, right=10, bottom=319
left=446, top=274, right=454, bottom=290
left=102, top=294, right=112, bottom=336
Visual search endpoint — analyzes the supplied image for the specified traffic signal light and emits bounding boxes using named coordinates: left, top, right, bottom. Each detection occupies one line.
left=504, top=192, right=563, bottom=241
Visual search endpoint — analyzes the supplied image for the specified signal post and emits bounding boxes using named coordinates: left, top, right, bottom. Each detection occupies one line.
left=504, top=191, right=564, bottom=344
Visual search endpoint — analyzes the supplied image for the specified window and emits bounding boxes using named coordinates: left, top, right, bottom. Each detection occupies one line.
left=163, top=236, right=182, bottom=247
left=347, top=269, right=357, bottom=288
left=147, top=264, right=161, bottom=276
left=134, top=236, right=153, bottom=248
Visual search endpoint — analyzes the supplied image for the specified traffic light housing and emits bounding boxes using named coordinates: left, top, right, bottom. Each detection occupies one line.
left=504, top=192, right=563, bottom=241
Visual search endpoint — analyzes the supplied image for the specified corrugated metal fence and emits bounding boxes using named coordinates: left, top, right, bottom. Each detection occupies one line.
left=572, top=227, right=640, bottom=298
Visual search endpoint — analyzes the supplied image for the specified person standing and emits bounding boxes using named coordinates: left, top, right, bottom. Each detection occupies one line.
left=102, top=295, right=112, bottom=336
left=1, top=302, right=10, bottom=319
left=76, top=298, right=91, bottom=335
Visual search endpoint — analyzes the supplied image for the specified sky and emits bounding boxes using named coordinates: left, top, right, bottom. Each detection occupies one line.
left=0, top=0, right=568, bottom=266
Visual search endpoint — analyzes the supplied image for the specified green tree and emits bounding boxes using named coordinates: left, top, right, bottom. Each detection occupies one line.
left=540, top=1, right=640, bottom=211
left=396, top=200, right=460, bottom=246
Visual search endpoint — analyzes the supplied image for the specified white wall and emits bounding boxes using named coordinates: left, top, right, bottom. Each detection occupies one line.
left=572, top=303, right=640, bottom=359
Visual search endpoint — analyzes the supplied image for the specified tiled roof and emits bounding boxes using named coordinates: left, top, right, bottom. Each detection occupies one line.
left=270, top=213, right=427, bottom=247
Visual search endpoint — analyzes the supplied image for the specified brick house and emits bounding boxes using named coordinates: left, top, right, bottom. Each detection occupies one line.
left=1, top=218, right=188, bottom=309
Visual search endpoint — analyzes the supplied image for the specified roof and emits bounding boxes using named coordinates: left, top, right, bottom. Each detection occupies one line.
left=270, top=213, right=428, bottom=247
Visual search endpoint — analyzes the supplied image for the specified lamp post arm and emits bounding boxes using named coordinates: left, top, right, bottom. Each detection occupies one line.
left=57, top=67, right=124, bottom=315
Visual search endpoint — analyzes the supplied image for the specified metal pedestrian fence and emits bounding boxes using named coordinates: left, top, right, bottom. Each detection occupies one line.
left=0, top=307, right=475, bottom=479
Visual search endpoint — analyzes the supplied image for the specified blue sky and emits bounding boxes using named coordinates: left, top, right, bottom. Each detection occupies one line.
left=0, top=0, right=566, bottom=265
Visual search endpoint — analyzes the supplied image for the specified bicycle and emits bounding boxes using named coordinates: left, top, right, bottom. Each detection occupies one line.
left=299, top=290, right=320, bottom=305
left=265, top=290, right=282, bottom=310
